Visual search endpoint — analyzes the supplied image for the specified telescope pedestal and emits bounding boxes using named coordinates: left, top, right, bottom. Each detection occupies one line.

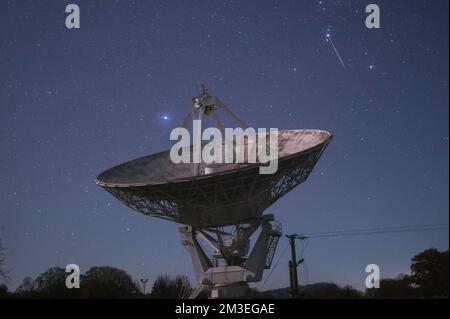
left=211, top=282, right=249, bottom=299
left=180, top=214, right=282, bottom=299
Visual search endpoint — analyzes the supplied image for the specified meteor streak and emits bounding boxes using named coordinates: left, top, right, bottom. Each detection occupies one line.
left=326, top=34, right=346, bottom=68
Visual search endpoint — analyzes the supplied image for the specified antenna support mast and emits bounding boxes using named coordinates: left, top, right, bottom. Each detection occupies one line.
left=181, top=214, right=282, bottom=299
left=182, top=84, right=249, bottom=133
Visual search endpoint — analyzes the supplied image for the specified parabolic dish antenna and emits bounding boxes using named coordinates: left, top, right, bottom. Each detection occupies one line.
left=96, top=86, right=332, bottom=298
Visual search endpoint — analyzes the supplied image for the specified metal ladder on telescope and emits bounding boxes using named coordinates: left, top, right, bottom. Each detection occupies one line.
left=265, top=224, right=282, bottom=269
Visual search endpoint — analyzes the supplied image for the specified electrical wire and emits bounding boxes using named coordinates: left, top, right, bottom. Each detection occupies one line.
left=299, top=223, right=448, bottom=239
left=258, top=223, right=448, bottom=291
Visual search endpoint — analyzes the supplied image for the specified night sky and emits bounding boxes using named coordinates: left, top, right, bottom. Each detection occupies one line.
left=1, top=0, right=448, bottom=291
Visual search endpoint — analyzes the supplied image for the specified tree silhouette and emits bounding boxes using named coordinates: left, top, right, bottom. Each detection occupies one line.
left=14, top=265, right=140, bottom=298
left=0, top=238, right=8, bottom=284
left=0, top=284, right=7, bottom=297
left=365, top=248, right=449, bottom=298
left=365, top=274, right=419, bottom=298
left=16, top=267, right=78, bottom=298
left=410, top=248, right=448, bottom=298
left=301, top=283, right=362, bottom=299
left=150, top=275, right=191, bottom=298
left=81, top=266, right=141, bottom=298
left=15, top=277, right=36, bottom=296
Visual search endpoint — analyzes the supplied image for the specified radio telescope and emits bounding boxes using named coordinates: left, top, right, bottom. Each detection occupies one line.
left=96, top=85, right=332, bottom=298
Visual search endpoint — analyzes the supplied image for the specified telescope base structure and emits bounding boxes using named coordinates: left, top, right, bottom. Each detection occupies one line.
left=180, top=215, right=282, bottom=299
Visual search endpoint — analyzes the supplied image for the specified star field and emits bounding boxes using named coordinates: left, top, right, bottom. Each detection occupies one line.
left=0, top=0, right=448, bottom=291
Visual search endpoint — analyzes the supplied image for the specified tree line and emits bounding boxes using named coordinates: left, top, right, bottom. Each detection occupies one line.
left=0, top=265, right=191, bottom=299
left=0, top=243, right=447, bottom=299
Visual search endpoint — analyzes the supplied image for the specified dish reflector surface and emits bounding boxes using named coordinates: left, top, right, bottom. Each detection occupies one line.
left=96, top=129, right=331, bottom=227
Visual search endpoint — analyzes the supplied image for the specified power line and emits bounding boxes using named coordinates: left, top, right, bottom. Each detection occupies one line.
left=299, top=223, right=449, bottom=239
left=258, top=223, right=448, bottom=292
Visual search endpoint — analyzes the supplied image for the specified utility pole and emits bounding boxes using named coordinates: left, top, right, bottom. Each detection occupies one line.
left=286, top=234, right=306, bottom=299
